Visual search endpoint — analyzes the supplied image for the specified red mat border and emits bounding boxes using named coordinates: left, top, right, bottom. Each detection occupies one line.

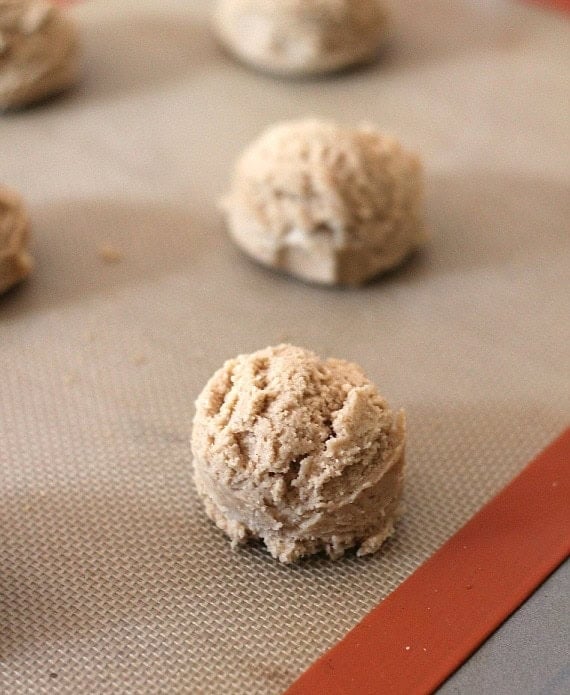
left=285, top=428, right=570, bottom=695
left=528, top=0, right=570, bottom=10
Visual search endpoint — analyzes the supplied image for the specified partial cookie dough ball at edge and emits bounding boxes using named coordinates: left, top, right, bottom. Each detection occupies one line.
left=0, top=0, right=80, bottom=111
left=0, top=186, right=33, bottom=294
left=214, top=0, right=390, bottom=77
left=191, top=344, right=406, bottom=563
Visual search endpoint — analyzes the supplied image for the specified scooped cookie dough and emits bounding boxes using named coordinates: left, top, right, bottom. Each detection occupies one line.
left=0, top=0, right=80, bottom=110
left=0, top=185, right=33, bottom=294
left=221, top=119, right=424, bottom=286
left=192, top=344, right=406, bottom=563
left=214, top=0, right=389, bottom=77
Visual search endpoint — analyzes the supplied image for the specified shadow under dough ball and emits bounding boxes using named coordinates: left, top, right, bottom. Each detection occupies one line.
left=0, top=185, right=33, bottom=294
left=192, top=344, right=406, bottom=563
left=0, top=0, right=80, bottom=110
left=221, top=119, right=425, bottom=286
left=214, top=0, right=389, bottom=77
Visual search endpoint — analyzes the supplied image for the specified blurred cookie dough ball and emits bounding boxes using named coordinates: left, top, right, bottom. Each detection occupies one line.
left=215, top=0, right=389, bottom=76
left=0, top=186, right=32, bottom=294
left=192, top=344, right=406, bottom=563
left=0, top=0, right=80, bottom=110
left=222, top=119, right=424, bottom=286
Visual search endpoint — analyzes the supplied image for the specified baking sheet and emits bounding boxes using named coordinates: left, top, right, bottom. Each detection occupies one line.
left=1, top=1, right=569, bottom=693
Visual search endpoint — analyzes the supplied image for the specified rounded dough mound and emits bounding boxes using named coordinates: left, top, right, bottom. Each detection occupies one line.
left=0, top=185, right=32, bottom=294
left=0, top=0, right=80, bottom=110
left=222, top=119, right=424, bottom=286
left=192, top=344, right=406, bottom=563
left=215, top=0, right=389, bottom=76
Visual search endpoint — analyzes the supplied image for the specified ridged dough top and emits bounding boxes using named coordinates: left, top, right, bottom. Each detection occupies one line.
left=192, top=344, right=404, bottom=518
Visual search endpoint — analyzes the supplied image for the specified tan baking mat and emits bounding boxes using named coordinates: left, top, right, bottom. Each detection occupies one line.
left=1, top=1, right=569, bottom=693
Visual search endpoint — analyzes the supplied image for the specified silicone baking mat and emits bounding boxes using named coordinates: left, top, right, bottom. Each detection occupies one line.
left=1, top=1, right=569, bottom=693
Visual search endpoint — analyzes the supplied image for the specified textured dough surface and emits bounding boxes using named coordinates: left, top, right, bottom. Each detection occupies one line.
left=215, top=0, right=389, bottom=76
left=192, top=344, right=406, bottom=563
left=0, top=185, right=32, bottom=294
left=0, top=0, right=80, bottom=110
left=222, top=119, right=424, bottom=286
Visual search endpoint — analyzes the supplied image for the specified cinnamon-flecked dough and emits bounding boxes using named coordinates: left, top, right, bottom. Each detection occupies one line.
left=0, top=185, right=33, bottom=294
left=214, top=0, right=389, bottom=77
left=222, top=119, right=425, bottom=286
left=192, top=344, right=406, bottom=563
left=0, top=0, right=80, bottom=110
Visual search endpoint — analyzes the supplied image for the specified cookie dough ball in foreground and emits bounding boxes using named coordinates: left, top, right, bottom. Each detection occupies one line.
left=192, top=344, right=406, bottom=563
left=0, top=186, right=33, bottom=294
left=215, top=0, right=389, bottom=77
left=0, top=0, right=80, bottom=110
left=222, top=119, right=424, bottom=286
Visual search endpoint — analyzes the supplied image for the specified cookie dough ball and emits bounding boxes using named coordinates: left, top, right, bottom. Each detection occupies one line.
left=0, top=186, right=32, bottom=294
left=215, top=0, right=389, bottom=77
left=192, top=344, right=406, bottom=563
left=0, top=0, right=80, bottom=110
left=222, top=119, right=424, bottom=286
